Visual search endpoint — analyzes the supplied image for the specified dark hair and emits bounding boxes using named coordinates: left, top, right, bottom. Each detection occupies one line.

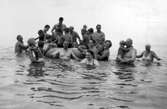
left=96, top=24, right=101, bottom=28
left=44, top=25, right=50, bottom=28
left=87, top=50, right=95, bottom=58
left=64, top=28, right=70, bottom=33
left=16, top=35, right=22, bottom=40
left=105, top=40, right=112, bottom=48
left=38, top=30, right=44, bottom=35
left=88, top=28, right=94, bottom=33
left=59, top=17, right=64, bottom=21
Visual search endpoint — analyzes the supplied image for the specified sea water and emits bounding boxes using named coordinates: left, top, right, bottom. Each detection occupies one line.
left=0, top=45, right=167, bottom=109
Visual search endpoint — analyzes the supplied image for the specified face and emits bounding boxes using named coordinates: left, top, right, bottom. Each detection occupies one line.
left=45, top=27, right=50, bottom=32
left=96, top=25, right=101, bottom=31
left=96, top=44, right=104, bottom=52
left=126, top=39, right=132, bottom=47
left=145, top=45, right=151, bottom=51
left=59, top=19, right=63, bottom=24
left=86, top=52, right=92, bottom=60
left=104, top=41, right=111, bottom=49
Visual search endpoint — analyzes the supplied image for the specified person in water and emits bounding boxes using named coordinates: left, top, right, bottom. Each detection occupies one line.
left=52, top=41, right=72, bottom=61
left=51, top=17, right=66, bottom=35
left=92, top=24, right=105, bottom=45
left=80, top=50, right=99, bottom=67
left=15, top=35, right=28, bottom=56
left=62, top=28, right=73, bottom=48
left=43, top=24, right=51, bottom=41
left=27, top=38, right=44, bottom=63
left=96, top=40, right=112, bottom=61
left=81, top=25, right=88, bottom=38
left=71, top=44, right=87, bottom=61
left=137, top=44, right=161, bottom=65
left=116, top=40, right=129, bottom=60
left=116, top=38, right=137, bottom=64
left=69, top=26, right=81, bottom=46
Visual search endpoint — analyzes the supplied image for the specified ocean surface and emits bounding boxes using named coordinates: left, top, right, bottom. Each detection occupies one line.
left=0, top=45, right=167, bottom=109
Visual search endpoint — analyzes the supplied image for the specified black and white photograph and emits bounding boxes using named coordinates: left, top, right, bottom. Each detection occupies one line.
left=0, top=0, right=167, bottom=109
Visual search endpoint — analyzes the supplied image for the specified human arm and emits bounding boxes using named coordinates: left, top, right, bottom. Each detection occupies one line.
left=96, top=50, right=109, bottom=60
left=152, top=51, right=161, bottom=60
left=136, top=51, right=144, bottom=58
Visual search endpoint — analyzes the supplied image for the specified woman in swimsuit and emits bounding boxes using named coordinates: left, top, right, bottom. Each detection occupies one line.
left=137, top=44, right=161, bottom=65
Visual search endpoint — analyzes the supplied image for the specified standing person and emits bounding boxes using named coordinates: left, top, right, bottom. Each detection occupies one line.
left=62, top=28, right=73, bottom=48
left=81, top=25, right=87, bottom=37
left=51, top=17, right=66, bottom=35
left=43, top=24, right=51, bottom=41
left=137, top=44, right=161, bottom=65
left=82, top=28, right=94, bottom=45
left=35, top=30, right=46, bottom=51
left=69, top=26, right=81, bottom=46
left=15, top=35, right=28, bottom=56
left=96, top=40, right=112, bottom=61
left=116, top=38, right=137, bottom=64
left=92, top=24, right=105, bottom=45
left=27, top=38, right=44, bottom=63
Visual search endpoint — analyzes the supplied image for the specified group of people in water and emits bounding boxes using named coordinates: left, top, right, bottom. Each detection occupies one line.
left=15, top=17, right=161, bottom=67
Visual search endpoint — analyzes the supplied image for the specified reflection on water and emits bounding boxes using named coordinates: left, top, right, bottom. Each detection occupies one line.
left=0, top=47, right=167, bottom=109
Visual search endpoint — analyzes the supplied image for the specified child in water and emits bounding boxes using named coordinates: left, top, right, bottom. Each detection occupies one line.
left=27, top=38, right=44, bottom=63
left=80, top=50, right=99, bottom=67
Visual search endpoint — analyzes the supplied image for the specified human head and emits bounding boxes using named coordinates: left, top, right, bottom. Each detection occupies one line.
left=125, top=38, right=133, bottom=48
left=104, top=40, right=112, bottom=49
left=86, top=50, right=95, bottom=60
left=145, top=44, right=151, bottom=51
left=88, top=40, right=95, bottom=48
left=88, top=28, right=94, bottom=34
left=59, top=17, right=64, bottom=24
left=38, top=30, right=44, bottom=36
left=64, top=28, right=70, bottom=34
left=17, top=35, right=23, bottom=42
left=83, top=25, right=87, bottom=28
left=69, top=26, right=74, bottom=32
left=63, top=41, right=69, bottom=49
left=44, top=25, right=50, bottom=32
left=96, top=44, right=104, bottom=52
left=96, top=24, right=101, bottom=32
left=78, top=44, right=87, bottom=53
left=119, top=40, right=126, bottom=47
left=27, top=38, right=36, bottom=46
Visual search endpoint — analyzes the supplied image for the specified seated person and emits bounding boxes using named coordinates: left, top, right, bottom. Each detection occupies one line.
left=137, top=44, right=161, bottom=65
left=116, top=40, right=129, bottom=60
left=80, top=50, right=99, bottom=67
left=116, top=38, right=137, bottom=64
left=71, top=44, right=87, bottom=61
left=15, top=35, right=28, bottom=56
left=27, top=38, right=44, bottom=63
left=96, top=40, right=112, bottom=61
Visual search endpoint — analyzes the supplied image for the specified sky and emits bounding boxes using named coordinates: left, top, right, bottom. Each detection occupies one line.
left=0, top=0, right=167, bottom=49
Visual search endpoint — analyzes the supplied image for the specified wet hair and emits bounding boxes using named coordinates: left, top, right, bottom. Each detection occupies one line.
left=59, top=17, right=64, bottom=21
left=105, top=40, right=112, bottom=48
left=87, top=50, right=95, bottom=58
left=119, top=40, right=126, bottom=45
left=44, top=25, right=50, bottom=28
left=145, top=44, right=151, bottom=48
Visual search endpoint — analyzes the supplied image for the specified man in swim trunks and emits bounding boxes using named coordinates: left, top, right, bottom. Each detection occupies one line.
left=92, top=24, right=105, bottom=45
left=51, top=17, right=66, bottom=35
left=116, top=38, right=137, bottom=64
left=137, top=44, right=161, bottom=65
left=15, top=35, right=28, bottom=56
left=62, top=28, right=73, bottom=48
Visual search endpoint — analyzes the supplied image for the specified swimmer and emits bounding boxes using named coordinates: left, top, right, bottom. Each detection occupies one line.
left=137, top=44, right=161, bottom=65
left=80, top=50, right=99, bottom=67
left=27, top=38, right=44, bottom=63
left=15, top=35, right=28, bottom=56
left=96, top=40, right=112, bottom=61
